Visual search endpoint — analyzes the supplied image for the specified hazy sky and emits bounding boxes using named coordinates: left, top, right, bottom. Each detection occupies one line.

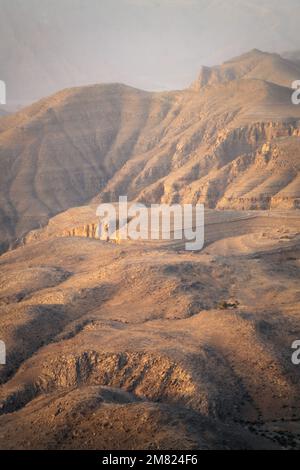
left=1, top=0, right=300, bottom=108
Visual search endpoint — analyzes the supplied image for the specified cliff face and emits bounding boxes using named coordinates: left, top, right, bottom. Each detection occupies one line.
left=24, top=205, right=100, bottom=245
left=23, top=204, right=126, bottom=245
left=202, top=122, right=300, bottom=210
left=104, top=119, right=300, bottom=211
left=1, top=50, right=300, bottom=250
left=26, top=222, right=99, bottom=244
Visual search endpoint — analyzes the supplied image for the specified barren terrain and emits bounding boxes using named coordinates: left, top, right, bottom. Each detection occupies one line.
left=0, top=47, right=300, bottom=450
left=0, top=209, right=299, bottom=449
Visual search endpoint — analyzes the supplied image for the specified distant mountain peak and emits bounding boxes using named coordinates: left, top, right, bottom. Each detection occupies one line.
left=226, top=48, right=267, bottom=61
left=191, top=49, right=300, bottom=91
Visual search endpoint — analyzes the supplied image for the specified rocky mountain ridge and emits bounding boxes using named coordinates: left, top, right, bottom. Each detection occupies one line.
left=0, top=50, right=300, bottom=251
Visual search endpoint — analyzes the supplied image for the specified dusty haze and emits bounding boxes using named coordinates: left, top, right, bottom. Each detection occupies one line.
left=1, top=0, right=300, bottom=109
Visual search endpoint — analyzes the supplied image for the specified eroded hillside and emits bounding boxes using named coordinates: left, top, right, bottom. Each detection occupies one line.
left=0, top=50, right=300, bottom=251
left=0, top=211, right=299, bottom=449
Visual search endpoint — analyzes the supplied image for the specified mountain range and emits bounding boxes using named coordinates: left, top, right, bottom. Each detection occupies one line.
left=0, top=49, right=300, bottom=252
left=1, top=46, right=300, bottom=450
left=2, top=0, right=300, bottom=107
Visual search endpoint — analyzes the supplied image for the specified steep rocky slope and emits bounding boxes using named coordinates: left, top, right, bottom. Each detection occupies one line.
left=0, top=50, right=300, bottom=252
